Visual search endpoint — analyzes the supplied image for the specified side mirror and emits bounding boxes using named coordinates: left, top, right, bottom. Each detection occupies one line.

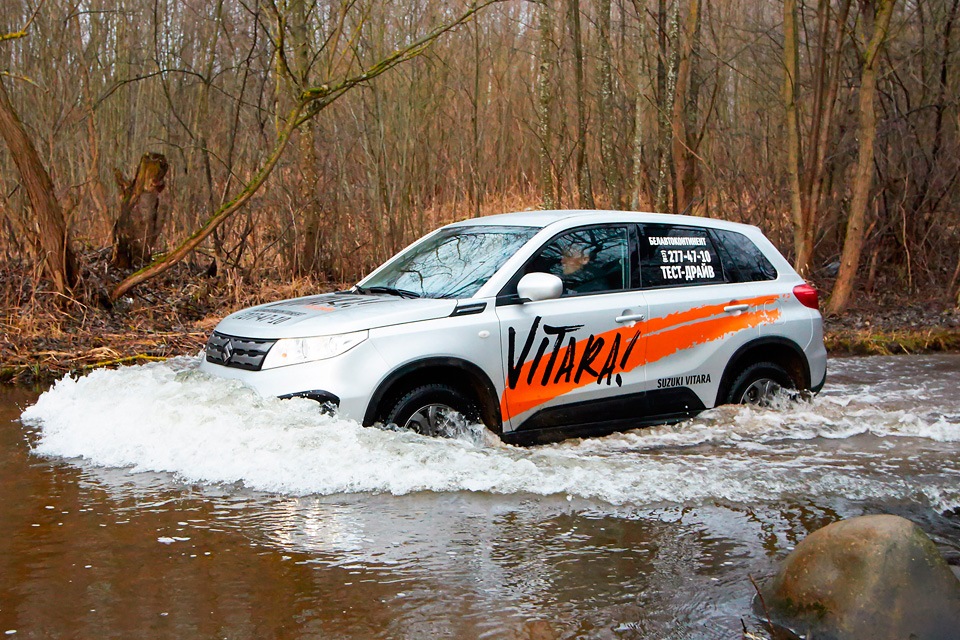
left=517, top=272, right=563, bottom=302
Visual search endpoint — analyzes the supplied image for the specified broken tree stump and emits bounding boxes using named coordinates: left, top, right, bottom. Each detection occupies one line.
left=112, top=152, right=168, bottom=270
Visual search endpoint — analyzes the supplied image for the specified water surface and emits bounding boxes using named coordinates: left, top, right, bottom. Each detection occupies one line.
left=2, top=355, right=959, bottom=638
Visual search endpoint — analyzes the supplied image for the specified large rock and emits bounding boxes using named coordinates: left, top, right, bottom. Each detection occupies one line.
left=760, top=514, right=960, bottom=640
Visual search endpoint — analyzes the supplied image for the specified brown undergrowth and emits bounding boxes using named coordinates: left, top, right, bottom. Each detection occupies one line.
left=2, top=255, right=958, bottom=386
left=1, top=253, right=338, bottom=385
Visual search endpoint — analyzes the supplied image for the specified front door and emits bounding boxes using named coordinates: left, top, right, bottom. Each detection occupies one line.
left=495, top=224, right=648, bottom=434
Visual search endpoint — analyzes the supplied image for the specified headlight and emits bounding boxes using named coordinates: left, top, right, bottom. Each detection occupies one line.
left=260, top=330, right=368, bottom=369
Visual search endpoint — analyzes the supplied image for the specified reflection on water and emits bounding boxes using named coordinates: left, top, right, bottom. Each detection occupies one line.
left=2, top=355, right=959, bottom=638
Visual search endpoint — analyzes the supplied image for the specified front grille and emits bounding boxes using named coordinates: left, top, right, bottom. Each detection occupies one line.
left=205, top=332, right=277, bottom=371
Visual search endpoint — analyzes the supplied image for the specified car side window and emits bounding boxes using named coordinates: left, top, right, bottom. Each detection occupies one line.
left=527, top=226, right=631, bottom=296
left=711, top=229, right=778, bottom=282
left=638, top=223, right=725, bottom=288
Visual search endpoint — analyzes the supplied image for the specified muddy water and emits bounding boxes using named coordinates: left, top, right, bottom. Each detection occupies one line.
left=2, top=355, right=959, bottom=639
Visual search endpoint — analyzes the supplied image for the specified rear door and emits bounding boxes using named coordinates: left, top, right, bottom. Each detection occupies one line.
left=495, top=224, right=648, bottom=434
left=637, top=223, right=774, bottom=414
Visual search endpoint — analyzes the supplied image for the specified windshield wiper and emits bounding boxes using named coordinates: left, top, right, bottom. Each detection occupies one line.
left=360, top=285, right=421, bottom=299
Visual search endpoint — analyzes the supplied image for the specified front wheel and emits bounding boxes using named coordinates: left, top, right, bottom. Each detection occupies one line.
left=383, top=383, right=480, bottom=437
left=725, top=362, right=793, bottom=406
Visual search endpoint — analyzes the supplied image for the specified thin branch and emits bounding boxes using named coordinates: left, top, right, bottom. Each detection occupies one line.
left=93, top=69, right=207, bottom=109
left=0, top=71, right=44, bottom=89
left=1, top=0, right=47, bottom=42
left=300, top=0, right=501, bottom=103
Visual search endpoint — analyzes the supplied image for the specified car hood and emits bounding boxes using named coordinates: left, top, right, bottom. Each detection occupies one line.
left=213, top=293, right=458, bottom=339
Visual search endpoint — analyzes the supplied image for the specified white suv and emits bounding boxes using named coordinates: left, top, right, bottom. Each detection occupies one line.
left=200, top=210, right=826, bottom=444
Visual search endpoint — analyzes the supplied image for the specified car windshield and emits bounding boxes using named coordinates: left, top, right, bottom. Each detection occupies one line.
left=360, top=225, right=539, bottom=299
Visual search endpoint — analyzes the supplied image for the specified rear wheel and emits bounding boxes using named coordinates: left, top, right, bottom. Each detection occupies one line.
left=725, top=362, right=793, bottom=406
left=383, top=383, right=480, bottom=437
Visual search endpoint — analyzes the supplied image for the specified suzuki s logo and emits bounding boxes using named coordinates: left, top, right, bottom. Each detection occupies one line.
left=220, top=340, right=234, bottom=363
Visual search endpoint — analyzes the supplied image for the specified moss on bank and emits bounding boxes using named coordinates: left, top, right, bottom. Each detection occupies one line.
left=825, top=328, right=960, bottom=356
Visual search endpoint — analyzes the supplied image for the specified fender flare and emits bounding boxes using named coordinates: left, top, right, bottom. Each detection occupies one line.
left=363, top=357, right=502, bottom=429
left=716, top=336, right=811, bottom=405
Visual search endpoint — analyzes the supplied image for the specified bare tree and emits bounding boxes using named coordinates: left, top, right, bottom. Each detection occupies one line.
left=598, top=0, right=619, bottom=207
left=827, top=0, right=897, bottom=314
left=783, top=0, right=805, bottom=269
left=629, top=0, right=655, bottom=210
left=784, top=0, right=852, bottom=276
left=109, top=0, right=502, bottom=301
left=0, top=8, right=76, bottom=295
left=536, top=0, right=557, bottom=209
left=654, top=0, right=680, bottom=212
left=671, top=0, right=702, bottom=215
left=568, top=0, right=595, bottom=208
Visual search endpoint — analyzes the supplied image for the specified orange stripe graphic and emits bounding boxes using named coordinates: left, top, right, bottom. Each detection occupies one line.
left=499, top=296, right=782, bottom=422
left=643, top=294, right=780, bottom=336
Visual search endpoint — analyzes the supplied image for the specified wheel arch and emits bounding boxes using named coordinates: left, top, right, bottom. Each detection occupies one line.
left=715, top=337, right=811, bottom=406
left=363, top=357, right=502, bottom=432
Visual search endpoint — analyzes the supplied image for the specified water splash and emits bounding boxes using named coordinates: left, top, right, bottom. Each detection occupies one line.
left=21, top=355, right=960, bottom=510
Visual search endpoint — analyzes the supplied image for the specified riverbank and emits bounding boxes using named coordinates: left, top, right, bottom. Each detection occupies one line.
left=824, top=302, right=960, bottom=355
left=2, top=261, right=958, bottom=386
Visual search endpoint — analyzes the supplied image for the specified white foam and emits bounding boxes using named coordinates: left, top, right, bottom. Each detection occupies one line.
left=20, top=356, right=960, bottom=507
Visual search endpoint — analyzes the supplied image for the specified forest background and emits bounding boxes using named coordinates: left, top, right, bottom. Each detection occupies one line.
left=1, top=0, right=959, bottom=382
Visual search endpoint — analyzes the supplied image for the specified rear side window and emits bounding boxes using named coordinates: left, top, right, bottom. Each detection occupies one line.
left=638, top=223, right=725, bottom=288
left=712, top=229, right=778, bottom=282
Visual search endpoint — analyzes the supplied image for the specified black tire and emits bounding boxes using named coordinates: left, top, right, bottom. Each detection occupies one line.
left=725, top=361, right=793, bottom=406
left=383, top=383, right=480, bottom=437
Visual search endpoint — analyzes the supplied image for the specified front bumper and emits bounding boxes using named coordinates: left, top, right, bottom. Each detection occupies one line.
left=198, top=340, right=390, bottom=422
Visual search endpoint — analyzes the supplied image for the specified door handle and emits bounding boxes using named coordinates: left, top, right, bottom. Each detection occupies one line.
left=615, top=313, right=645, bottom=323
left=724, top=303, right=749, bottom=313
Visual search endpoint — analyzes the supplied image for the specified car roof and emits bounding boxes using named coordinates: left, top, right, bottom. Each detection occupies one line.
left=444, top=209, right=760, bottom=233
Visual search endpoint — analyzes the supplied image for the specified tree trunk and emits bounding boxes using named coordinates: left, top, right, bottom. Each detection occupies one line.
left=598, top=0, right=618, bottom=207
left=801, top=0, right=853, bottom=275
left=569, top=0, right=595, bottom=208
left=0, top=77, right=76, bottom=294
left=195, top=0, right=225, bottom=216
left=630, top=0, right=654, bottom=210
left=536, top=0, right=556, bottom=209
left=112, top=153, right=169, bottom=270
left=655, top=0, right=667, bottom=205
left=672, top=0, right=701, bottom=215
left=655, top=0, right=681, bottom=213
left=471, top=15, right=484, bottom=217
left=827, top=0, right=897, bottom=315
left=783, top=0, right=807, bottom=272
left=291, top=0, right=326, bottom=277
